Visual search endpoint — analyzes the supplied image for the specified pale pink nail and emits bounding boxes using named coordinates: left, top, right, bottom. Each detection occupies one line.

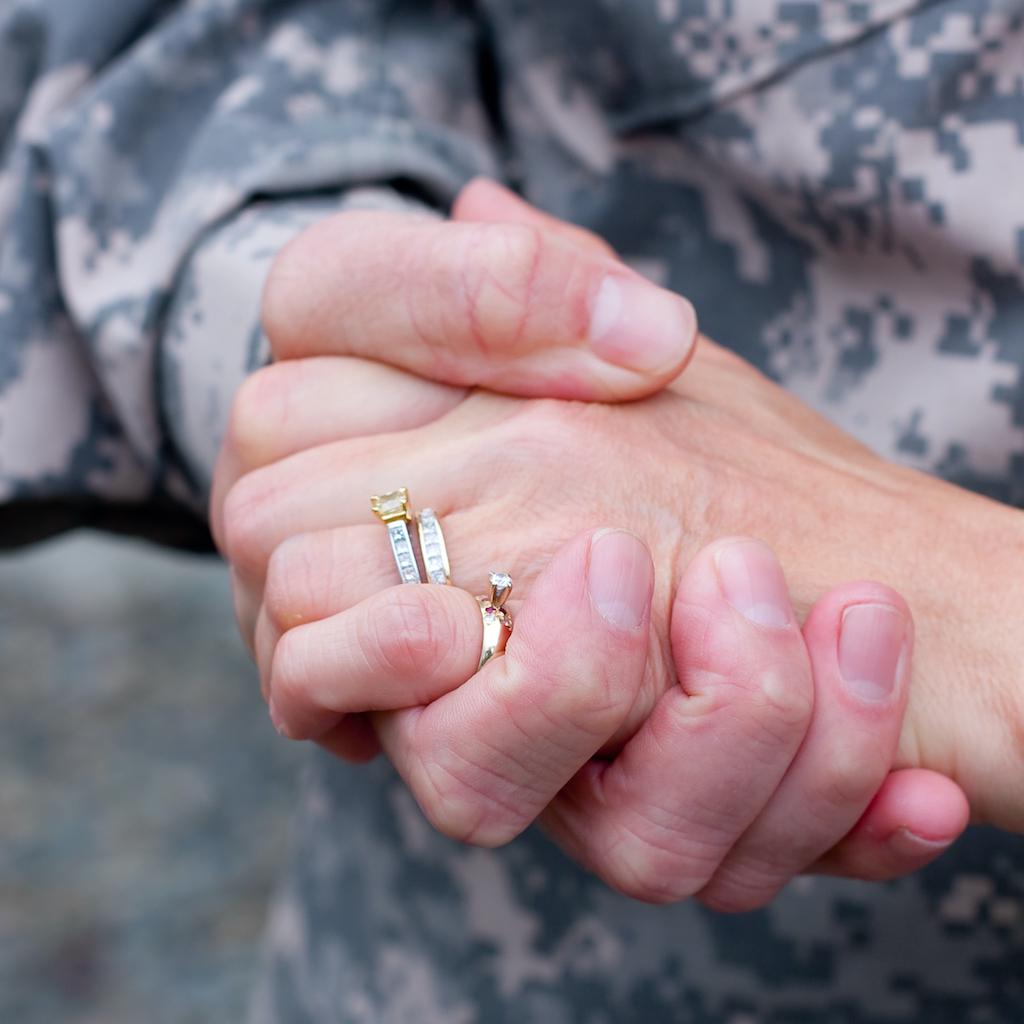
left=588, top=530, right=653, bottom=630
left=715, top=539, right=792, bottom=628
left=890, top=827, right=954, bottom=856
left=838, top=603, right=907, bottom=703
left=588, top=275, right=697, bottom=373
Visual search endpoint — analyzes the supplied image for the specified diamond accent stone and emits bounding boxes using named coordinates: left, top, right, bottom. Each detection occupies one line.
left=489, top=572, right=512, bottom=591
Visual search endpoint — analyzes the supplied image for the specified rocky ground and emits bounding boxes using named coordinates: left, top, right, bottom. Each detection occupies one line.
left=1, top=532, right=300, bottom=1023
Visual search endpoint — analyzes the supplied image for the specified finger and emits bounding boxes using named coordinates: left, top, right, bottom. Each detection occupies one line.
left=262, top=209, right=698, bottom=401
left=696, top=582, right=914, bottom=912
left=540, top=537, right=815, bottom=904
left=254, top=526, right=398, bottom=694
left=372, top=529, right=654, bottom=847
left=219, top=420, right=470, bottom=590
left=258, top=584, right=384, bottom=765
left=274, top=708, right=382, bottom=765
left=219, top=392, right=521, bottom=591
left=452, top=177, right=619, bottom=259
left=267, top=582, right=485, bottom=740
left=311, top=713, right=382, bottom=765
left=810, top=769, right=969, bottom=881
left=254, top=513, right=512, bottom=763
left=210, top=357, right=464, bottom=551
left=255, top=512, right=510, bottom=667
left=231, top=567, right=261, bottom=656
left=317, top=716, right=382, bottom=765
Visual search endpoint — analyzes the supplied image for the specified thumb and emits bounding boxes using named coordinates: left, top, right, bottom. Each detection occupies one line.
left=372, top=529, right=654, bottom=846
left=263, top=183, right=698, bottom=403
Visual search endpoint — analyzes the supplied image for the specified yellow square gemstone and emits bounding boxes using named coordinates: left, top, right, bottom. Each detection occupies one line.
left=371, top=488, right=411, bottom=523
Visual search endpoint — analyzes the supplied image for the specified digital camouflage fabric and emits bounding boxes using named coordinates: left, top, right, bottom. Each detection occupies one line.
left=1, top=1, right=1023, bottom=1020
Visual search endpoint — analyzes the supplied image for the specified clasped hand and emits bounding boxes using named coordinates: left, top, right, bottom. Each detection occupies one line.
left=210, top=180, right=1024, bottom=910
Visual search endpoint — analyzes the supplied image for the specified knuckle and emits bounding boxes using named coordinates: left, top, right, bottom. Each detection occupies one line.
left=673, top=601, right=742, bottom=684
left=815, top=740, right=880, bottom=812
left=367, top=591, right=452, bottom=679
left=225, top=365, right=288, bottom=469
left=263, top=535, right=321, bottom=633
left=487, top=221, right=546, bottom=294
left=491, top=398, right=597, bottom=470
left=423, top=789, right=492, bottom=847
left=698, top=890, right=757, bottom=915
left=454, top=222, right=545, bottom=354
left=608, top=867, right=680, bottom=906
left=698, top=880, right=776, bottom=915
left=262, top=212, right=368, bottom=352
left=756, top=664, right=814, bottom=729
left=599, top=815, right=716, bottom=906
left=261, top=228, right=319, bottom=352
left=268, top=629, right=310, bottom=717
left=527, top=659, right=636, bottom=746
left=414, top=755, right=525, bottom=848
left=604, top=841, right=692, bottom=906
left=220, top=472, right=277, bottom=580
left=677, top=431, right=772, bottom=542
left=697, top=861, right=786, bottom=914
left=675, top=615, right=811, bottom=758
left=732, top=687, right=807, bottom=764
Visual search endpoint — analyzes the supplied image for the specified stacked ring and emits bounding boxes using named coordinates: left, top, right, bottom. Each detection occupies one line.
left=371, top=491, right=514, bottom=671
left=370, top=488, right=423, bottom=584
left=417, top=508, right=452, bottom=585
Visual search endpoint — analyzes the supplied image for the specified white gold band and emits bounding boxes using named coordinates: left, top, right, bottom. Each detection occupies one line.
left=417, top=508, right=451, bottom=585
left=387, top=520, right=423, bottom=584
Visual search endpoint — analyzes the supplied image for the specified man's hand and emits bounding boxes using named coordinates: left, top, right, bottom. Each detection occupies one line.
left=258, top=515, right=968, bottom=908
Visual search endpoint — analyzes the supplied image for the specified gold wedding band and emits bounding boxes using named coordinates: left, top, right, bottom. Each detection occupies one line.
left=477, top=571, right=513, bottom=670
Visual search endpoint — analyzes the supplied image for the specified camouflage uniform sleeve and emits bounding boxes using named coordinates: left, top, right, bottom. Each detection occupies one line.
left=0, top=0, right=498, bottom=550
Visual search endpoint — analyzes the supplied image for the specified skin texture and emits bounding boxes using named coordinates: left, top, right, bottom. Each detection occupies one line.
left=207, top=180, right=1024, bottom=908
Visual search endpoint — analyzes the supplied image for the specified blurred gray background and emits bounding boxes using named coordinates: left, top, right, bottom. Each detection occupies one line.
left=1, top=532, right=301, bottom=1023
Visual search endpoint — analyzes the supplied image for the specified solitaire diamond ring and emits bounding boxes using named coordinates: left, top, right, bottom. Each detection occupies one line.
left=477, top=571, right=513, bottom=670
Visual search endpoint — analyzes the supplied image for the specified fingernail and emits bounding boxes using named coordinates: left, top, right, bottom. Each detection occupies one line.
left=588, top=274, right=697, bottom=373
left=268, top=697, right=291, bottom=739
left=890, top=827, right=954, bottom=857
left=588, top=529, right=653, bottom=630
left=838, top=603, right=907, bottom=703
left=715, top=539, right=792, bottom=628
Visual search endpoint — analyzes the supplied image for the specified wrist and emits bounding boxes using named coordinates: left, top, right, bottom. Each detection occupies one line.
left=897, top=474, right=1024, bottom=830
